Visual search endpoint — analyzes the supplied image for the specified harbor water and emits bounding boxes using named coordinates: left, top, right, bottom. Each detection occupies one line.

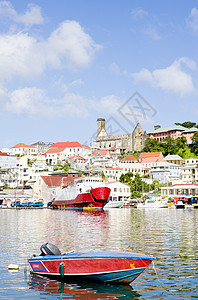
left=0, top=208, right=198, bottom=299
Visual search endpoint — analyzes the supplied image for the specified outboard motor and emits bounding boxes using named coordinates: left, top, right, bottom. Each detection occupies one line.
left=40, top=243, right=61, bottom=256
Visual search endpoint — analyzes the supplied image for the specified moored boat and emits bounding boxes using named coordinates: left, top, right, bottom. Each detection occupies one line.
left=174, top=197, right=186, bottom=209
left=104, top=200, right=123, bottom=209
left=28, top=243, right=155, bottom=285
left=137, top=199, right=167, bottom=208
left=52, top=177, right=110, bottom=210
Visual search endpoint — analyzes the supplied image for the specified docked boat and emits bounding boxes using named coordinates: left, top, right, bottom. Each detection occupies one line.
left=186, top=195, right=198, bottom=209
left=52, top=177, right=110, bottom=210
left=103, top=201, right=123, bottom=208
left=173, top=197, right=186, bottom=209
left=137, top=199, right=167, bottom=208
left=28, top=243, right=154, bottom=285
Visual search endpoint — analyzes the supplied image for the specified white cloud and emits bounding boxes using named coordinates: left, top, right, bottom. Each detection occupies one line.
left=0, top=20, right=101, bottom=81
left=70, top=79, right=84, bottom=87
left=186, top=7, right=198, bottom=35
left=47, top=21, right=102, bottom=70
left=90, top=95, right=122, bottom=115
left=0, top=86, right=90, bottom=118
left=0, top=33, right=45, bottom=80
left=109, top=62, right=121, bottom=75
left=132, top=58, right=196, bottom=97
left=0, top=3, right=102, bottom=118
left=6, top=87, right=54, bottom=116
left=131, top=8, right=148, bottom=20
left=0, top=1, right=44, bottom=27
left=142, top=26, right=161, bottom=40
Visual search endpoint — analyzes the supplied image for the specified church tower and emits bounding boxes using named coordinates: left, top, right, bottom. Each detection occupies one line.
left=97, top=118, right=106, bottom=136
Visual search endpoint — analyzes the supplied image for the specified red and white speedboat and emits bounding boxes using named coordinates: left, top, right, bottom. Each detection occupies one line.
left=52, top=177, right=110, bottom=210
left=28, top=243, right=155, bottom=285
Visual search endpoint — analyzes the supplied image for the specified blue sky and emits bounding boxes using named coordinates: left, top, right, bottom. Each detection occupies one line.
left=0, top=0, right=198, bottom=149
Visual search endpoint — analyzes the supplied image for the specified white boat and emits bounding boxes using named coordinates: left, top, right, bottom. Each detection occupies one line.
left=137, top=199, right=167, bottom=208
left=104, top=201, right=123, bottom=209
left=174, top=200, right=185, bottom=209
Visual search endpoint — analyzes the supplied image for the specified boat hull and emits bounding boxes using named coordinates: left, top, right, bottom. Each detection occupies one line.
left=28, top=252, right=154, bottom=284
left=52, top=187, right=110, bottom=210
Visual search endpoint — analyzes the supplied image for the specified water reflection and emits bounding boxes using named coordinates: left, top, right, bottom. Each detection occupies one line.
left=1, top=208, right=198, bottom=299
left=28, top=274, right=141, bottom=299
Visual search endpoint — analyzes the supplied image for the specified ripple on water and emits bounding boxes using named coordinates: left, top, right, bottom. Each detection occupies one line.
left=1, top=208, right=198, bottom=299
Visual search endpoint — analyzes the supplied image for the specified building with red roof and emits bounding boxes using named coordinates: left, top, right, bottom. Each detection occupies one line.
left=0, top=151, right=18, bottom=169
left=45, top=141, right=91, bottom=165
left=120, top=155, right=138, bottom=163
left=139, top=152, right=163, bottom=160
left=32, top=175, right=81, bottom=205
left=10, top=143, right=37, bottom=156
left=43, top=142, right=91, bottom=166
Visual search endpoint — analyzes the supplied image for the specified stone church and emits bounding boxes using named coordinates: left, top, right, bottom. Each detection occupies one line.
left=92, top=118, right=147, bottom=154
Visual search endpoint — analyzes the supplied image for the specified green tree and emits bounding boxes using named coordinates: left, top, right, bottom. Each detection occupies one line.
left=59, top=161, right=71, bottom=173
left=175, top=121, right=196, bottom=128
left=119, top=172, right=134, bottom=184
left=101, top=171, right=106, bottom=181
left=191, top=132, right=198, bottom=155
left=144, top=137, right=162, bottom=152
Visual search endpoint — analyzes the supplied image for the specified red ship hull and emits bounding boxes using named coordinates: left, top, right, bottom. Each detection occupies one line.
left=52, top=187, right=110, bottom=210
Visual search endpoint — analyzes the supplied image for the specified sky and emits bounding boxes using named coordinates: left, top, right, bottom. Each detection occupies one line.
left=0, top=0, right=198, bottom=149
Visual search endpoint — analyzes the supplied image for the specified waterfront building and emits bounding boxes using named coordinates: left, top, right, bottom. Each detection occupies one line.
left=106, top=181, right=131, bottom=201
left=32, top=175, right=69, bottom=205
left=93, top=118, right=147, bottom=154
left=161, top=183, right=198, bottom=197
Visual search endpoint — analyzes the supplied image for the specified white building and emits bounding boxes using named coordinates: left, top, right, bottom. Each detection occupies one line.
left=161, top=183, right=198, bottom=197
left=10, top=143, right=37, bottom=157
left=152, top=163, right=181, bottom=183
left=0, top=151, right=17, bottom=169
left=180, top=158, right=198, bottom=184
left=118, top=153, right=181, bottom=183
left=103, top=167, right=123, bottom=181
left=32, top=175, right=65, bottom=205
left=68, top=155, right=88, bottom=171
left=106, top=181, right=131, bottom=201
left=45, top=142, right=91, bottom=165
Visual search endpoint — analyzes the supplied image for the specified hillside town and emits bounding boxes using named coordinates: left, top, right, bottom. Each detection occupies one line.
left=0, top=118, right=198, bottom=208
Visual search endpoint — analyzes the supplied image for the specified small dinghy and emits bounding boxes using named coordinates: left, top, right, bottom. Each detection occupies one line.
left=28, top=243, right=154, bottom=285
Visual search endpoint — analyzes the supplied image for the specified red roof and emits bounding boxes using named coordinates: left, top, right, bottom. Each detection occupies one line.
left=0, top=151, right=9, bottom=156
left=69, top=155, right=86, bottom=161
left=140, top=157, right=165, bottom=163
left=45, top=147, right=66, bottom=154
left=41, top=176, right=63, bottom=187
left=139, top=152, right=163, bottom=159
left=41, top=176, right=80, bottom=187
left=92, top=150, right=112, bottom=157
left=11, top=143, right=35, bottom=149
left=50, top=142, right=82, bottom=148
left=120, top=155, right=138, bottom=162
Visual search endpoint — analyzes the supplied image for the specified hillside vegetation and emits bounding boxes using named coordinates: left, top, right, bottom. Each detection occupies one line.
left=143, top=121, right=198, bottom=159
